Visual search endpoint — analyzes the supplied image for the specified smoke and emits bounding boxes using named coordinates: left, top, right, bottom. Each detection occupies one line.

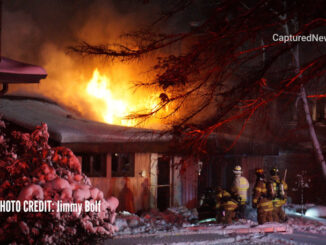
left=2, top=0, right=164, bottom=125
left=2, top=8, right=41, bottom=62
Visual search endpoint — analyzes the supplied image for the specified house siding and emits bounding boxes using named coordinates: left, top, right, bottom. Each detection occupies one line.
left=89, top=153, right=151, bottom=212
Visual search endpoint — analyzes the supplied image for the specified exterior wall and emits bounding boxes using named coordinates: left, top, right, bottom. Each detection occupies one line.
left=87, top=153, right=200, bottom=212
left=89, top=154, right=112, bottom=198
left=172, top=157, right=182, bottom=207
left=89, top=153, right=151, bottom=213
left=180, top=158, right=198, bottom=209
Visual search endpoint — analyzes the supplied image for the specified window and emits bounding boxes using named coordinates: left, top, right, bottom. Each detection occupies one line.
left=81, top=154, right=107, bottom=177
left=111, top=153, right=135, bottom=177
left=316, top=98, right=326, bottom=121
left=81, top=155, right=91, bottom=175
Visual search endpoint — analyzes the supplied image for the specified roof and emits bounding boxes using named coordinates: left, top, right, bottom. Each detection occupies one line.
left=0, top=96, right=283, bottom=155
left=0, top=57, right=47, bottom=84
left=0, top=96, right=172, bottom=153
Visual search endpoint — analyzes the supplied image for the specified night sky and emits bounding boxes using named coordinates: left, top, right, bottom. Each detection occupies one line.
left=2, top=0, right=191, bottom=65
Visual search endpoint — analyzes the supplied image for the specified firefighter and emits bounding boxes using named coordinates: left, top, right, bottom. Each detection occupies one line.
left=199, top=187, right=216, bottom=209
left=231, top=165, right=249, bottom=219
left=268, top=167, right=288, bottom=222
left=215, top=187, right=238, bottom=225
left=215, top=186, right=230, bottom=223
left=252, top=168, right=273, bottom=224
left=198, top=187, right=216, bottom=219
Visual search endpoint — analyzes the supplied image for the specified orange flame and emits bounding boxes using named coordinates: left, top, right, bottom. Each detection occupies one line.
left=86, top=68, right=160, bottom=127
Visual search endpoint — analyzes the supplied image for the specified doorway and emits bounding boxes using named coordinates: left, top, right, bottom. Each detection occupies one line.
left=157, top=156, right=170, bottom=211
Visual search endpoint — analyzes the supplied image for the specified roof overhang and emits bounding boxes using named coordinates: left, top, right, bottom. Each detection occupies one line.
left=0, top=96, right=174, bottom=153
left=0, top=57, right=47, bottom=84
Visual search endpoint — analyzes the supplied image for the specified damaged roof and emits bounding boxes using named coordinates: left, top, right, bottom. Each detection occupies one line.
left=0, top=96, right=173, bottom=153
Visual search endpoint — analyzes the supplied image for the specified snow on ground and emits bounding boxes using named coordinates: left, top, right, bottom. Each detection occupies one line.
left=114, top=207, right=198, bottom=236
left=287, top=215, right=326, bottom=235
left=107, top=205, right=326, bottom=244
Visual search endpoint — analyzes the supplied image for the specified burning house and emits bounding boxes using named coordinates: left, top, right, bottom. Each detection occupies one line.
left=2, top=92, right=325, bottom=214
left=2, top=0, right=326, bottom=217
left=2, top=1, right=326, bottom=244
left=0, top=95, right=201, bottom=213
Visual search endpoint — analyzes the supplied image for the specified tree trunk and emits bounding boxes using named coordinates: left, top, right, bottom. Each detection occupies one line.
left=292, top=39, right=326, bottom=178
left=281, top=0, right=326, bottom=177
left=291, top=28, right=326, bottom=178
left=300, top=86, right=326, bottom=177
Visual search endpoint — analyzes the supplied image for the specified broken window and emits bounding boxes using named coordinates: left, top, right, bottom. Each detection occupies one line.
left=80, top=154, right=107, bottom=177
left=111, top=153, right=135, bottom=177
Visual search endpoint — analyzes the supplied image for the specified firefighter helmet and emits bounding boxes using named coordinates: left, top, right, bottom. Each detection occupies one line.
left=233, top=165, right=242, bottom=175
left=270, top=167, right=279, bottom=176
left=255, top=168, right=264, bottom=178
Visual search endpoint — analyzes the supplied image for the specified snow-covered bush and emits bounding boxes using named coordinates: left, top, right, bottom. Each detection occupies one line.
left=0, top=120, right=118, bottom=244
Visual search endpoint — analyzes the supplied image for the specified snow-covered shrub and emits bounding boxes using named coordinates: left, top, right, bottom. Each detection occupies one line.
left=0, top=120, right=118, bottom=244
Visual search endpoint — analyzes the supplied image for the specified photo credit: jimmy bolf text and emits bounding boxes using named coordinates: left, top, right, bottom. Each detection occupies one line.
left=0, top=200, right=101, bottom=214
